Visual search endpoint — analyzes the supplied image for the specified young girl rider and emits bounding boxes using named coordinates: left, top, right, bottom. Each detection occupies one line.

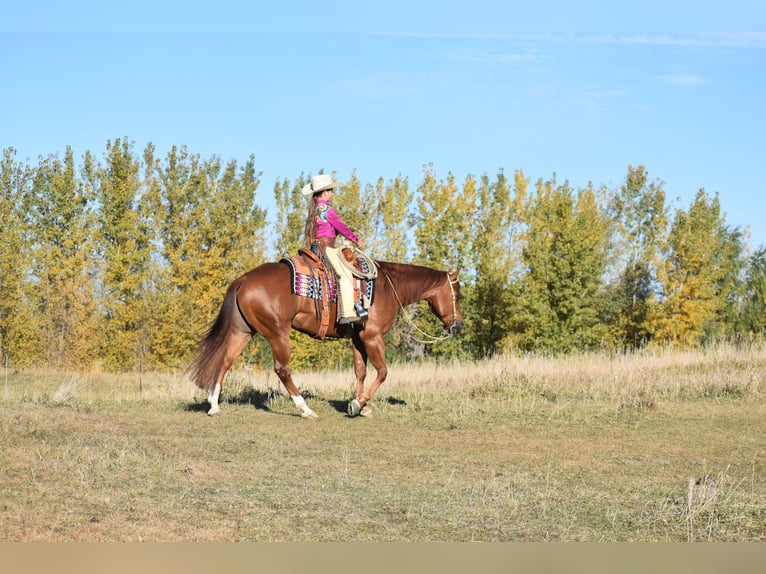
left=302, top=174, right=367, bottom=324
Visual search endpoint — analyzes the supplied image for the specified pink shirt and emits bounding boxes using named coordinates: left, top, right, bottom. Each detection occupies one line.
left=315, top=199, right=359, bottom=243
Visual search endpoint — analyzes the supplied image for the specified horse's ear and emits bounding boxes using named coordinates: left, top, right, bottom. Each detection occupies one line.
left=448, top=268, right=460, bottom=279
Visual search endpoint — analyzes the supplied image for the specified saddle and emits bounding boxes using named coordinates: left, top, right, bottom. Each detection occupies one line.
left=280, top=248, right=376, bottom=339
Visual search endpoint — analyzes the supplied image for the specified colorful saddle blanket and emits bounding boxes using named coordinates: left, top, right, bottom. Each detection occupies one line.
left=280, top=248, right=375, bottom=305
left=281, top=254, right=338, bottom=302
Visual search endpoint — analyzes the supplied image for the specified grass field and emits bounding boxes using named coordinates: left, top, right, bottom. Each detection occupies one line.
left=1, top=343, right=764, bottom=541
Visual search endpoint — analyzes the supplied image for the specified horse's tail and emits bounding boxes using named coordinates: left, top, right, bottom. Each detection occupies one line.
left=187, top=274, right=247, bottom=392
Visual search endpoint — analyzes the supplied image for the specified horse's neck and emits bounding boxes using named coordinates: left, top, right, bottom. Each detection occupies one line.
left=379, top=262, right=440, bottom=305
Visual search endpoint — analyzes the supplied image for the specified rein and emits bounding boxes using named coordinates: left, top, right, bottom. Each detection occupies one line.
left=378, top=264, right=459, bottom=345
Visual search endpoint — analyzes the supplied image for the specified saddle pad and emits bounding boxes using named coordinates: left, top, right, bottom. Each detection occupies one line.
left=280, top=257, right=337, bottom=302
left=280, top=254, right=376, bottom=306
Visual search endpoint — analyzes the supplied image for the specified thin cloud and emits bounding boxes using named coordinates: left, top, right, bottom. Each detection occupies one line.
left=590, top=33, right=766, bottom=49
left=337, top=71, right=436, bottom=100
left=442, top=48, right=539, bottom=65
left=658, top=73, right=708, bottom=88
left=569, top=88, right=629, bottom=110
left=372, top=31, right=766, bottom=49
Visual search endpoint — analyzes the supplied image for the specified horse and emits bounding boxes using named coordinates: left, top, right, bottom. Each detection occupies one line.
left=187, top=257, right=464, bottom=419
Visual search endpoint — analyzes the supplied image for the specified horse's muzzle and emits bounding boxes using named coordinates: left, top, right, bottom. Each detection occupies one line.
left=449, top=320, right=464, bottom=336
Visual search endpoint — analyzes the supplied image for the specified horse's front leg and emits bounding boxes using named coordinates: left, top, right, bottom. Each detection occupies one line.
left=348, top=335, right=387, bottom=417
left=348, top=337, right=369, bottom=417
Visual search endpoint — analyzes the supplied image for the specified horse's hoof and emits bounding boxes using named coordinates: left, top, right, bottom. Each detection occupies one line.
left=302, top=411, right=319, bottom=420
left=360, top=406, right=373, bottom=417
left=347, top=399, right=362, bottom=417
left=207, top=406, right=220, bottom=416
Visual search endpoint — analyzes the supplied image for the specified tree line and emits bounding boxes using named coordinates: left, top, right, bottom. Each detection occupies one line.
left=1, top=139, right=764, bottom=372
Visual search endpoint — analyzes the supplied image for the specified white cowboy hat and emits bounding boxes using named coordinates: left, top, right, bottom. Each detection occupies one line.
left=301, top=174, right=344, bottom=196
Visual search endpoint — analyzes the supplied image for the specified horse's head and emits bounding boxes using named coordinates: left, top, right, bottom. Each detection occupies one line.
left=427, top=268, right=464, bottom=336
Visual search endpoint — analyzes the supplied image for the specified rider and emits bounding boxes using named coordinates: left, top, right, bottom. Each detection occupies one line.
left=302, top=174, right=367, bottom=324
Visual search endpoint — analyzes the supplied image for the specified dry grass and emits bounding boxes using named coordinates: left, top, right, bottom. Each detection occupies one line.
left=1, top=343, right=764, bottom=541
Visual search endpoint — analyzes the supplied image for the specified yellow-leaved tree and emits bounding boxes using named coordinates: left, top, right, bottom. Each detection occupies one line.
left=144, top=144, right=267, bottom=369
left=650, top=189, right=742, bottom=346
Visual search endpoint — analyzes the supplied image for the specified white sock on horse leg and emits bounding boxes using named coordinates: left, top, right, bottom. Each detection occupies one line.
left=207, top=383, right=221, bottom=414
left=291, top=394, right=314, bottom=416
left=208, top=383, right=221, bottom=404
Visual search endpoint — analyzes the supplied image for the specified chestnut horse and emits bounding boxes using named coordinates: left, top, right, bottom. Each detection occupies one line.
left=188, top=259, right=463, bottom=418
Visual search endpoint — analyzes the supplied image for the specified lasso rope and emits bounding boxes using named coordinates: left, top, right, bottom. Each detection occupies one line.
left=336, top=243, right=378, bottom=280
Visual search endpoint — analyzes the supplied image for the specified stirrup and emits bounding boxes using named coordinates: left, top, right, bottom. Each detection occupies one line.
left=354, top=301, right=368, bottom=320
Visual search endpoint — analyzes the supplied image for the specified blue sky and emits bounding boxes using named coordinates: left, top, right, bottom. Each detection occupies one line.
left=3, top=2, right=766, bottom=249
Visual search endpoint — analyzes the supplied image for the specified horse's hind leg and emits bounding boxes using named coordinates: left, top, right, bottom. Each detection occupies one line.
left=207, top=330, right=251, bottom=415
left=268, top=332, right=318, bottom=420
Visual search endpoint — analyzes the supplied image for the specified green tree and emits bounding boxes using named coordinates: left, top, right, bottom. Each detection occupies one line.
left=332, top=170, right=374, bottom=246
left=411, top=165, right=476, bottom=359
left=27, top=148, right=99, bottom=368
left=195, top=154, right=266, bottom=314
left=94, top=138, right=152, bottom=370
left=0, top=148, right=37, bottom=366
left=413, top=164, right=474, bottom=271
left=367, top=174, right=412, bottom=262
left=507, top=177, right=611, bottom=353
left=608, top=165, right=668, bottom=348
left=273, top=173, right=310, bottom=256
left=713, top=226, right=746, bottom=340
left=469, top=169, right=526, bottom=356
left=740, top=248, right=766, bottom=335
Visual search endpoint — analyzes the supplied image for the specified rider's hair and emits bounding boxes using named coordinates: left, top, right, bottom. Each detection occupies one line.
left=304, top=195, right=319, bottom=247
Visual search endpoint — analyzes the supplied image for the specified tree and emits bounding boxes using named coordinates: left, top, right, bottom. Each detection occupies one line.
left=469, top=169, right=524, bottom=356
left=608, top=165, right=668, bottom=348
left=94, top=138, right=152, bottom=370
left=27, top=148, right=99, bottom=368
left=713, top=226, right=747, bottom=340
left=332, top=170, right=374, bottom=246
left=367, top=174, right=412, bottom=262
left=413, top=164, right=474, bottom=271
left=650, top=189, right=736, bottom=346
left=740, top=248, right=766, bottom=335
left=143, top=145, right=267, bottom=368
left=0, top=148, right=37, bottom=366
left=507, top=177, right=611, bottom=353
left=273, top=173, right=310, bottom=256
left=411, top=165, right=476, bottom=359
